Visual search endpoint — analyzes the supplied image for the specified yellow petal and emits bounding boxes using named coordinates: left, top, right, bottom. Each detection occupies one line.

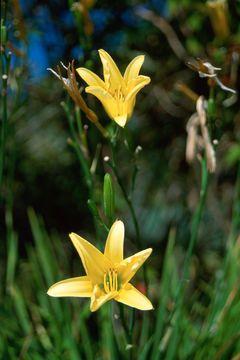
left=116, top=283, right=153, bottom=310
left=85, top=85, right=117, bottom=119
left=90, top=284, right=116, bottom=312
left=104, top=220, right=124, bottom=264
left=98, top=49, right=124, bottom=92
left=119, top=248, right=152, bottom=285
left=126, top=76, right=151, bottom=103
left=69, top=232, right=112, bottom=284
left=76, top=67, right=106, bottom=88
left=47, top=276, right=93, bottom=297
left=126, top=98, right=136, bottom=120
left=114, top=114, right=128, bottom=127
left=124, top=55, right=144, bottom=84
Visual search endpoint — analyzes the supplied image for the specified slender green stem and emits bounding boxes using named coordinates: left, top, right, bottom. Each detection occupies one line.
left=179, top=156, right=209, bottom=301
left=119, top=304, right=131, bottom=342
left=205, top=160, right=240, bottom=333
left=227, top=161, right=240, bottom=251
left=109, top=140, right=141, bottom=248
left=62, top=100, right=102, bottom=241
left=0, top=23, right=11, bottom=202
left=62, top=102, right=92, bottom=189
left=2, top=0, right=9, bottom=23
left=75, top=107, right=84, bottom=144
left=170, top=155, right=209, bottom=322
left=118, top=304, right=135, bottom=360
left=0, top=75, right=7, bottom=201
left=151, top=229, right=175, bottom=360
left=129, top=308, right=135, bottom=360
left=107, top=139, right=149, bottom=302
left=123, top=125, right=139, bottom=199
left=129, top=163, right=138, bottom=200
left=163, top=155, right=209, bottom=360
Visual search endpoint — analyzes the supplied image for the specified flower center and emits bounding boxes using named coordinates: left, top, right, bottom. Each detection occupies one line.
left=113, top=86, right=126, bottom=116
left=113, top=86, right=125, bottom=101
left=104, top=269, right=118, bottom=293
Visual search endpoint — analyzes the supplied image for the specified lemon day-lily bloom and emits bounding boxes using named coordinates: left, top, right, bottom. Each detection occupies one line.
left=47, top=221, right=153, bottom=312
left=76, top=49, right=151, bottom=127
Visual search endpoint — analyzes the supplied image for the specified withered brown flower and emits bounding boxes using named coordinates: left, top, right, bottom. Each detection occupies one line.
left=186, top=96, right=216, bottom=173
left=188, top=58, right=236, bottom=94
left=48, top=61, right=98, bottom=123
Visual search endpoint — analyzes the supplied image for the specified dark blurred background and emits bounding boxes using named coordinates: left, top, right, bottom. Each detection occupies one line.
left=2, top=0, right=240, bottom=267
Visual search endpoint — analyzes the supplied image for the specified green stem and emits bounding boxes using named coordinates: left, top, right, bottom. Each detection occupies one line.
left=75, top=107, right=84, bottom=144
left=0, top=36, right=11, bottom=203
left=118, top=304, right=135, bottom=360
left=227, top=161, right=240, bottom=251
left=129, top=163, right=138, bottom=200
left=129, top=308, right=135, bottom=360
left=2, top=0, right=9, bottom=23
left=205, top=160, right=240, bottom=333
left=109, top=140, right=141, bottom=249
left=123, top=126, right=139, bottom=199
left=0, top=75, right=7, bottom=201
left=62, top=100, right=101, bottom=241
left=178, top=155, right=209, bottom=304
left=63, top=102, right=92, bottom=188
left=151, top=229, right=175, bottom=360
left=164, top=155, right=209, bottom=360
left=119, top=304, right=131, bottom=344
left=108, top=142, right=149, bottom=294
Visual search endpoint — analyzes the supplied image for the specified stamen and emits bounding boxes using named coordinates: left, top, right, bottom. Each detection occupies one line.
left=115, top=271, right=118, bottom=291
left=109, top=270, right=113, bottom=291
left=103, top=270, right=118, bottom=293
left=104, top=272, right=110, bottom=293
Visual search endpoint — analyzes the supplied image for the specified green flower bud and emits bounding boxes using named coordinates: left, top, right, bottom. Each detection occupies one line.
left=103, top=173, right=115, bottom=225
left=207, top=98, right=216, bottom=115
left=1, top=23, right=7, bottom=45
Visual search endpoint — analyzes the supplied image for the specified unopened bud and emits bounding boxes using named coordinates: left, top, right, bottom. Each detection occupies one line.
left=1, top=23, right=7, bottom=45
left=207, top=98, right=216, bottom=115
left=103, top=173, right=115, bottom=224
left=104, top=156, right=110, bottom=162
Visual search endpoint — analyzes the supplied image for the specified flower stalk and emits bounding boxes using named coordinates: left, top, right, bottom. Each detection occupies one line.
left=61, top=98, right=101, bottom=241
left=105, top=138, right=149, bottom=297
left=0, top=16, right=11, bottom=203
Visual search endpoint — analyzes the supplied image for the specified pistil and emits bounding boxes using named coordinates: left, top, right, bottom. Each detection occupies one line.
left=104, top=269, right=118, bottom=293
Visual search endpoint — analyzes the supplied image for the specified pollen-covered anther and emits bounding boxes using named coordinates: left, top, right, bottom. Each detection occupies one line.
left=113, top=86, right=125, bottom=116
left=104, top=269, right=118, bottom=293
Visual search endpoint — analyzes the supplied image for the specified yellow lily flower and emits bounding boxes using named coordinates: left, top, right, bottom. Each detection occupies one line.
left=47, top=221, right=153, bottom=312
left=76, top=49, right=151, bottom=127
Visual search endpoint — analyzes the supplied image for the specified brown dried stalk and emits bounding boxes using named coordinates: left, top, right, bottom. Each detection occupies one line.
left=48, top=61, right=108, bottom=137
left=186, top=96, right=216, bottom=173
left=72, top=0, right=94, bottom=35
